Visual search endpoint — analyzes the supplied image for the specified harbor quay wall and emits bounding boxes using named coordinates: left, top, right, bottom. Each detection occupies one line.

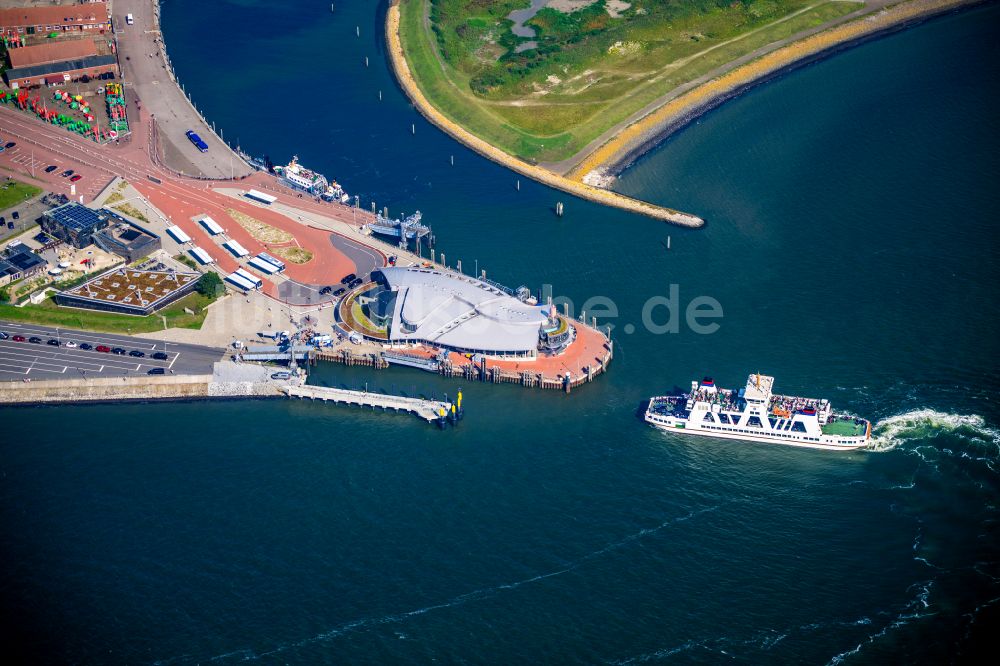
left=0, top=374, right=283, bottom=405
left=384, top=2, right=704, bottom=229
left=0, top=374, right=212, bottom=405
left=567, top=0, right=980, bottom=181
left=315, top=343, right=613, bottom=393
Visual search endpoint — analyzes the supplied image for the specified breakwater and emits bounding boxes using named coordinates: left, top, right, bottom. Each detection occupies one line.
left=384, top=2, right=704, bottom=228
left=567, top=0, right=979, bottom=181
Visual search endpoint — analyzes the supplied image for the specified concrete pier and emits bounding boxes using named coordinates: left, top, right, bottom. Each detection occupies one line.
left=284, top=384, right=452, bottom=422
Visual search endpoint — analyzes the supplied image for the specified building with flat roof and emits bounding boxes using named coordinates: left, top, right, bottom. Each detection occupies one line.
left=0, top=243, right=47, bottom=286
left=55, top=267, right=199, bottom=316
left=92, top=210, right=161, bottom=262
left=0, top=3, right=109, bottom=34
left=341, top=267, right=572, bottom=359
left=41, top=202, right=109, bottom=249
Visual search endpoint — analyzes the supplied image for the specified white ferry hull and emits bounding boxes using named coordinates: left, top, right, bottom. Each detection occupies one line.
left=645, top=417, right=867, bottom=451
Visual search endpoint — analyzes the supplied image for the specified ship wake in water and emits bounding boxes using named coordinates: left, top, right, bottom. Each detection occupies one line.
left=867, top=409, right=1000, bottom=456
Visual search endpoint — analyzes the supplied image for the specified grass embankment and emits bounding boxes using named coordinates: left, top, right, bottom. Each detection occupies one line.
left=0, top=179, right=42, bottom=210
left=388, top=3, right=704, bottom=225
left=0, top=292, right=215, bottom=333
left=270, top=246, right=313, bottom=264
left=399, top=0, right=861, bottom=165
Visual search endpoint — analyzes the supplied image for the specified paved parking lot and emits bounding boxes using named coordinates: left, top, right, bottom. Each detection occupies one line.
left=0, top=321, right=225, bottom=381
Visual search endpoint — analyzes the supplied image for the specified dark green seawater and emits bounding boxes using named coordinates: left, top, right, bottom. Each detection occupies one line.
left=3, top=1, right=999, bottom=663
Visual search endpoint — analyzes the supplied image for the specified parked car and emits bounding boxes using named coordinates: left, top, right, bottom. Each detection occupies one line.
left=47, top=339, right=60, bottom=346
left=270, top=372, right=291, bottom=380
left=129, top=350, right=145, bottom=358
left=4, top=141, right=15, bottom=149
left=96, top=345, right=111, bottom=353
left=333, top=287, right=346, bottom=297
left=70, top=174, right=83, bottom=182
left=61, top=170, right=74, bottom=177
left=147, top=367, right=165, bottom=375
left=319, top=286, right=333, bottom=295
left=64, top=341, right=78, bottom=348
left=348, top=277, right=363, bottom=289
left=45, top=165, right=58, bottom=173
left=340, top=273, right=357, bottom=285
left=79, top=343, right=93, bottom=351
left=13, top=335, right=26, bottom=342
left=29, top=337, right=42, bottom=344
left=152, top=351, right=168, bottom=360
left=111, top=347, right=126, bottom=355
left=11, top=211, right=18, bottom=220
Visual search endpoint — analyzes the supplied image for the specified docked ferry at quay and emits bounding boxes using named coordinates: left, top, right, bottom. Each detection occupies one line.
left=645, top=374, right=871, bottom=451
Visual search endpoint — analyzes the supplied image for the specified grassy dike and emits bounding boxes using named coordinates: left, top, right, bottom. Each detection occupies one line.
left=399, top=0, right=862, bottom=164
left=568, top=0, right=979, bottom=181
left=387, top=1, right=705, bottom=228
left=391, top=0, right=977, bottom=225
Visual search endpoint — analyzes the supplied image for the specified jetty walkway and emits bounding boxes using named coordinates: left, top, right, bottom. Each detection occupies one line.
left=284, top=384, right=454, bottom=422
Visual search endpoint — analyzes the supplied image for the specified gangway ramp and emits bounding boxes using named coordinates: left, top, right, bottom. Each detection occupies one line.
left=284, top=384, right=454, bottom=423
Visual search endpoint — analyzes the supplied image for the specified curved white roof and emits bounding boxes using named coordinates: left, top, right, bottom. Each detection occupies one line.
left=378, top=267, right=546, bottom=354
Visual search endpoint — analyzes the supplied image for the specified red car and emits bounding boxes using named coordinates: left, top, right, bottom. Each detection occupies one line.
left=96, top=345, right=111, bottom=353
left=12, top=335, right=26, bottom=342
left=70, top=174, right=83, bottom=182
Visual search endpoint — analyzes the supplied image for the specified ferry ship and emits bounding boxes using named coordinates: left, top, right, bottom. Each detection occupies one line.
left=644, top=374, right=871, bottom=451
left=274, top=156, right=350, bottom=203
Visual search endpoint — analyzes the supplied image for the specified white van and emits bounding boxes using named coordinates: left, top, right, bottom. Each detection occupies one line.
left=125, top=14, right=134, bottom=25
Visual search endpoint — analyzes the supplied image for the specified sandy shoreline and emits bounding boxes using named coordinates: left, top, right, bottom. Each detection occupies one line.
left=385, top=1, right=705, bottom=228
left=567, top=0, right=980, bottom=182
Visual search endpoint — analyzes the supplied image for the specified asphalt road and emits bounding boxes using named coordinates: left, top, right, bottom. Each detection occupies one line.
left=114, top=0, right=252, bottom=179
left=276, top=233, right=385, bottom=304
left=0, top=321, right=224, bottom=381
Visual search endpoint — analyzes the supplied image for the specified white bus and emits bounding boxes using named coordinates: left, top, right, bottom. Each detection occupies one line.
left=245, top=189, right=277, bottom=205
left=234, top=268, right=263, bottom=289
left=189, top=246, right=214, bottom=265
left=225, top=272, right=256, bottom=292
left=224, top=239, right=249, bottom=258
left=199, top=216, right=224, bottom=235
left=165, top=225, right=191, bottom=244
left=248, top=256, right=280, bottom=275
left=256, top=251, right=286, bottom=271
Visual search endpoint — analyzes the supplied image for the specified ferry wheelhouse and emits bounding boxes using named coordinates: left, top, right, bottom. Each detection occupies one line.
left=645, top=374, right=871, bottom=451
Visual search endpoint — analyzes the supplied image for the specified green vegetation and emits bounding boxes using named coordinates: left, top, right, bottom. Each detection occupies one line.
left=0, top=291, right=218, bottom=333
left=0, top=179, right=42, bottom=210
left=271, top=245, right=313, bottom=264
left=174, top=253, right=199, bottom=270
left=400, top=0, right=862, bottom=163
left=103, top=180, right=128, bottom=206
left=109, top=201, right=151, bottom=224
left=195, top=271, right=224, bottom=298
